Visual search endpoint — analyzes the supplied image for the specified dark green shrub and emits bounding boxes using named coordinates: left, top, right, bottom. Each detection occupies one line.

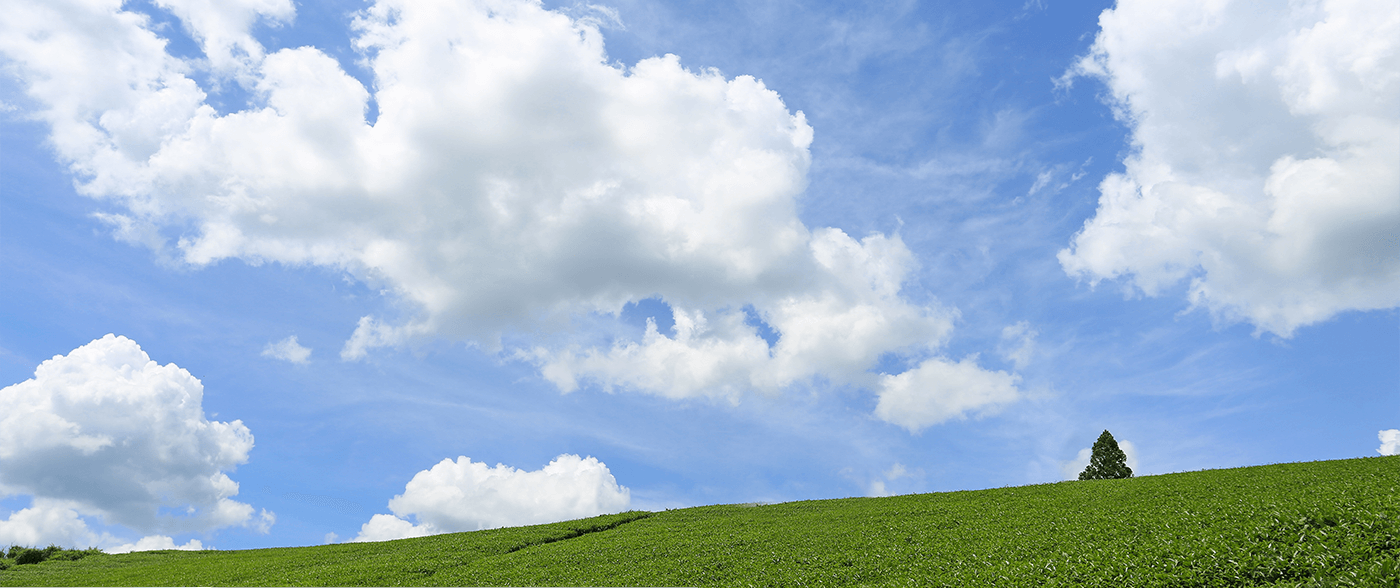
left=7, top=544, right=89, bottom=565
left=47, top=547, right=103, bottom=562
left=14, top=547, right=46, bottom=565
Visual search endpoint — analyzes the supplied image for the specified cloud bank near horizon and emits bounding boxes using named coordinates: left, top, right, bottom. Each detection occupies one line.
left=352, top=454, right=630, bottom=542
left=0, top=335, right=270, bottom=550
left=1379, top=430, right=1400, bottom=456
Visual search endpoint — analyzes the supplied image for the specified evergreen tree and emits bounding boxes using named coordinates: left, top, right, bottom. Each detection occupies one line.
left=1078, top=430, right=1133, bottom=480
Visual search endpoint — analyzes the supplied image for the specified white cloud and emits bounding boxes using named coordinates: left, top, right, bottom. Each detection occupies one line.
left=1379, top=429, right=1400, bottom=456
left=1061, top=448, right=1092, bottom=480
left=0, top=500, right=210, bottom=552
left=1059, top=0, right=1400, bottom=337
left=352, top=514, right=434, bottom=543
left=865, top=463, right=912, bottom=497
left=867, top=480, right=888, bottom=497
left=0, top=0, right=1017, bottom=419
left=0, top=334, right=270, bottom=546
left=153, top=0, right=294, bottom=80
left=107, top=535, right=206, bottom=554
left=997, top=321, right=1037, bottom=370
left=873, top=356, right=1020, bottom=433
left=352, top=454, right=630, bottom=542
left=539, top=229, right=956, bottom=400
left=0, top=500, right=108, bottom=549
left=1061, top=438, right=1139, bottom=480
left=261, top=335, right=311, bottom=364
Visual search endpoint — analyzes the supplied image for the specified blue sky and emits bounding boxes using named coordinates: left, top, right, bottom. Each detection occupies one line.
left=0, top=0, right=1396, bottom=551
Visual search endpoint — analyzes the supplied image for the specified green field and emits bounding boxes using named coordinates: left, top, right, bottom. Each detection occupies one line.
left=2, top=456, right=1396, bottom=587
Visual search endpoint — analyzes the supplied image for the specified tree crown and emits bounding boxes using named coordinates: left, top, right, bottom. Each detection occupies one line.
left=1078, top=429, right=1133, bottom=480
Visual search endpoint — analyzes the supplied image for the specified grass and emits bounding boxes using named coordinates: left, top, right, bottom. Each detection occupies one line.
left=1, top=456, right=1396, bottom=587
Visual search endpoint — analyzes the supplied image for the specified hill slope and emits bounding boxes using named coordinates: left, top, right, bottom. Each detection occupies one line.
left=2, top=456, right=1397, bottom=587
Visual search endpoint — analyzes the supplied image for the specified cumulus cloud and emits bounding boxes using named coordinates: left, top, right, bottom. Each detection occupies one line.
left=108, top=535, right=206, bottom=554
left=261, top=335, right=311, bottom=364
left=0, top=500, right=107, bottom=549
left=1061, top=438, right=1139, bottom=480
left=0, top=0, right=1017, bottom=422
left=353, top=454, right=629, bottom=542
left=1379, top=429, right=1400, bottom=456
left=0, top=500, right=208, bottom=552
left=539, top=229, right=955, bottom=401
left=353, top=514, right=434, bottom=543
left=153, top=0, right=294, bottom=80
left=0, top=335, right=270, bottom=548
left=873, top=356, right=1020, bottom=433
left=1058, top=0, right=1400, bottom=337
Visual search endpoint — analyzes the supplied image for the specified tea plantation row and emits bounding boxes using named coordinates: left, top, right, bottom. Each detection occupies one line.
left=2, top=456, right=1396, bottom=586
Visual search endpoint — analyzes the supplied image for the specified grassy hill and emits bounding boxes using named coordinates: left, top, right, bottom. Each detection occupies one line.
left=2, top=456, right=1396, bottom=587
